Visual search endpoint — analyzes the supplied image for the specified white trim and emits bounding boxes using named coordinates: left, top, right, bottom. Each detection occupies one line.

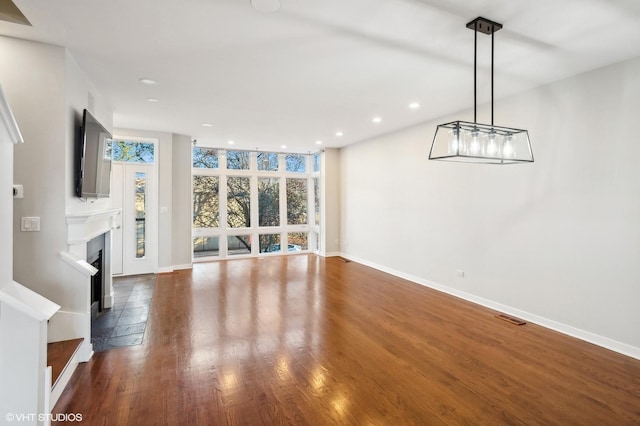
left=157, top=264, right=194, bottom=272
left=0, top=280, right=60, bottom=322
left=319, top=251, right=341, bottom=257
left=49, top=344, right=81, bottom=408
left=65, top=208, right=120, bottom=245
left=58, top=251, right=98, bottom=276
left=173, top=264, right=193, bottom=271
left=340, top=253, right=640, bottom=361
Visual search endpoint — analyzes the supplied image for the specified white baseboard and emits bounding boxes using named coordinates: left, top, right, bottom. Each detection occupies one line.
left=319, top=251, right=342, bottom=257
left=103, top=291, right=114, bottom=309
left=157, top=264, right=193, bottom=273
left=173, top=263, right=193, bottom=271
left=340, top=253, right=640, bottom=361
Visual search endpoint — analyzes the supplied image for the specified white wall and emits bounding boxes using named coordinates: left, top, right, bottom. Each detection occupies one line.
left=340, top=56, right=640, bottom=356
left=1, top=36, right=112, bottom=312
left=171, top=134, right=194, bottom=269
left=1, top=37, right=68, bottom=307
left=321, top=148, right=341, bottom=255
left=65, top=51, right=112, bottom=215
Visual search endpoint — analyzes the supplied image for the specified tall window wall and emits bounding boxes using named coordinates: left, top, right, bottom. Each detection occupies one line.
left=192, top=148, right=321, bottom=260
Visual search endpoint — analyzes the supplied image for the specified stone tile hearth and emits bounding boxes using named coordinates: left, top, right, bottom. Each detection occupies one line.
left=90, top=275, right=155, bottom=352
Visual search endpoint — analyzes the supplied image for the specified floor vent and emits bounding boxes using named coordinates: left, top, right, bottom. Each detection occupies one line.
left=339, top=258, right=351, bottom=263
left=496, top=314, right=527, bottom=326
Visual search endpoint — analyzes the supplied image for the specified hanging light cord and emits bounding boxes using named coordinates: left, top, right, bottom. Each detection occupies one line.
left=491, top=25, right=494, bottom=126
left=474, top=21, right=496, bottom=126
left=474, top=21, right=477, bottom=124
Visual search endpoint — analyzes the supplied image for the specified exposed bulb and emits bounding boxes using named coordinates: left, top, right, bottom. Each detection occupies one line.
left=502, top=134, right=514, bottom=158
left=469, top=129, right=480, bottom=155
left=486, top=132, right=498, bottom=156
left=448, top=128, right=460, bottom=154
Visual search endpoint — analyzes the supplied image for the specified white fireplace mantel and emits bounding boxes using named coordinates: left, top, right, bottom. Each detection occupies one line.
left=66, top=208, right=120, bottom=245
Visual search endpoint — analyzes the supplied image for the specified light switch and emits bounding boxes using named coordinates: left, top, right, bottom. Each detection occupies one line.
left=21, top=217, right=40, bottom=232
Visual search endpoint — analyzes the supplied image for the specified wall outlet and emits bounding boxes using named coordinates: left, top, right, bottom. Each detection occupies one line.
left=456, top=269, right=465, bottom=277
left=13, top=185, right=23, bottom=198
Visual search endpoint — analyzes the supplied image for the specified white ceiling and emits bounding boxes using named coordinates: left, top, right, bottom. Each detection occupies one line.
left=2, top=0, right=640, bottom=152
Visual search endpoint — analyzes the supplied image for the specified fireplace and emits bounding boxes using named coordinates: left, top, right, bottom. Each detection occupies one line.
left=87, top=233, right=106, bottom=322
left=88, top=250, right=103, bottom=320
left=59, top=207, right=119, bottom=361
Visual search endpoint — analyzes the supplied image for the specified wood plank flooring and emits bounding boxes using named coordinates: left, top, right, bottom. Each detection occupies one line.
left=53, top=255, right=640, bottom=425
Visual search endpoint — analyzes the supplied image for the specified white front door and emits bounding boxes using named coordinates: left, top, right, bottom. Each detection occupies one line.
left=111, top=139, right=158, bottom=276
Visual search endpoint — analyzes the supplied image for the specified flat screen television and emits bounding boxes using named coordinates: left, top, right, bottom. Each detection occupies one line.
left=75, top=109, right=112, bottom=198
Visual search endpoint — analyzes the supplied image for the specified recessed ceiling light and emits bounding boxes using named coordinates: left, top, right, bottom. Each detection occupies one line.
left=201, top=123, right=213, bottom=127
left=281, top=145, right=287, bottom=149
left=315, top=140, right=323, bottom=145
left=228, top=140, right=235, bottom=145
left=335, top=131, right=343, bottom=137
left=250, top=0, right=280, bottom=13
left=139, top=78, right=157, bottom=85
left=409, top=102, right=420, bottom=109
left=372, top=117, right=382, bottom=124
left=146, top=97, right=159, bottom=102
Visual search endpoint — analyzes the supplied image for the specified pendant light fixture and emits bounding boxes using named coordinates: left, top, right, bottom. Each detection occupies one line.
left=429, top=17, right=534, bottom=164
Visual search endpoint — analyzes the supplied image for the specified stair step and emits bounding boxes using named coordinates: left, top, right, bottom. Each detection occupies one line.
left=47, top=338, right=84, bottom=389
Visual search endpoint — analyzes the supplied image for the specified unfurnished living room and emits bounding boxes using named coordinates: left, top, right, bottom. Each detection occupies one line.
left=1, top=0, right=639, bottom=425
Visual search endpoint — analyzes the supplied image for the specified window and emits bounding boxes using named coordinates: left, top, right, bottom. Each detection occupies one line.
left=286, top=154, right=306, bottom=173
left=287, top=178, right=307, bottom=225
left=288, top=232, right=308, bottom=251
left=258, top=152, right=278, bottom=171
left=228, top=235, right=251, bottom=255
left=193, top=147, right=218, bottom=169
left=192, top=149, right=317, bottom=260
left=313, top=153, right=320, bottom=173
left=193, top=237, right=219, bottom=258
left=135, top=172, right=147, bottom=258
left=109, top=140, right=155, bottom=163
left=258, top=178, right=280, bottom=227
left=259, top=234, right=281, bottom=253
left=227, top=177, right=251, bottom=228
left=193, top=175, right=219, bottom=228
left=227, top=151, right=250, bottom=170
left=313, top=177, right=320, bottom=225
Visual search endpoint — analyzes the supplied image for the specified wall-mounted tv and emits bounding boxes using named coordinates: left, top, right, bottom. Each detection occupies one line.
left=75, top=109, right=112, bottom=198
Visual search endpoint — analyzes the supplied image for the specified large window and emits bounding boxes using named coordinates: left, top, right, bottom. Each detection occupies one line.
left=192, top=149, right=319, bottom=259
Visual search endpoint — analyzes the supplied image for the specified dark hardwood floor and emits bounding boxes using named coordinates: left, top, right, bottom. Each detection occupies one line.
left=53, top=255, right=640, bottom=425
